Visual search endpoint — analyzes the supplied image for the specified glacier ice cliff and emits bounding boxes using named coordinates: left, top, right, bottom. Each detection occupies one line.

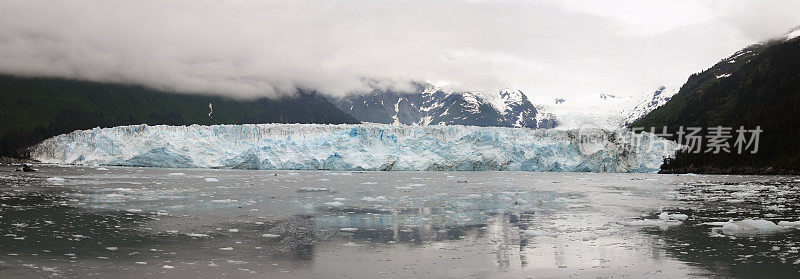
left=32, top=124, right=678, bottom=172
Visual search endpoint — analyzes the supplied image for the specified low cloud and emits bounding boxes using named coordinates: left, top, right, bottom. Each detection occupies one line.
left=0, top=0, right=798, bottom=101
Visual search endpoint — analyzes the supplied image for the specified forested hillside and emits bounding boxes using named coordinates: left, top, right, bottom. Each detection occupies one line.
left=632, top=35, right=800, bottom=174
left=0, top=75, right=358, bottom=158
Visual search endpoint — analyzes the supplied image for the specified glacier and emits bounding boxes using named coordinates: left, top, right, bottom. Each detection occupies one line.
left=32, top=124, right=678, bottom=172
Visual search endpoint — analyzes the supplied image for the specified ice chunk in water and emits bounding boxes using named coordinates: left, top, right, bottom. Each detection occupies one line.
left=362, top=196, right=388, bottom=202
left=718, top=219, right=784, bottom=235
left=524, top=230, right=557, bottom=237
left=778, top=220, right=800, bottom=227
left=323, top=201, right=344, bottom=207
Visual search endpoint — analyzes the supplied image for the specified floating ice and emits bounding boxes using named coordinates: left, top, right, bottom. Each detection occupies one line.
left=658, top=212, right=688, bottom=221
left=162, top=265, right=174, bottom=269
left=210, top=199, right=236, bottom=203
left=33, top=123, right=677, bottom=172
left=361, top=196, right=389, bottom=202
left=778, top=220, right=800, bottom=227
left=669, top=213, right=688, bottom=220
left=620, top=219, right=682, bottom=227
left=204, top=178, right=219, bottom=182
left=323, top=201, right=344, bottom=207
left=297, top=187, right=332, bottom=193
left=523, top=230, right=557, bottom=237
left=620, top=213, right=684, bottom=229
left=554, top=197, right=571, bottom=203
left=96, top=167, right=109, bottom=171
left=702, top=220, right=733, bottom=226
left=46, top=177, right=65, bottom=183
left=717, top=219, right=785, bottom=235
left=261, top=234, right=281, bottom=238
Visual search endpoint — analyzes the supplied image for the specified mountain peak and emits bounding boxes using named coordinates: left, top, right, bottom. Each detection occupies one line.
left=330, top=83, right=546, bottom=128
left=623, top=85, right=677, bottom=126
left=783, top=25, right=800, bottom=42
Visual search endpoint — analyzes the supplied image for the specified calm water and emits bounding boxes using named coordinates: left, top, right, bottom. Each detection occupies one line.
left=1, top=165, right=799, bottom=278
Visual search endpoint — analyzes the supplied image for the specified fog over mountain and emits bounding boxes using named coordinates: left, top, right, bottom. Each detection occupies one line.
left=1, top=0, right=799, bottom=101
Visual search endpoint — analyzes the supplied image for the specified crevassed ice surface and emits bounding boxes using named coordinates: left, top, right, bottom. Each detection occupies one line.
left=33, top=124, right=677, bottom=172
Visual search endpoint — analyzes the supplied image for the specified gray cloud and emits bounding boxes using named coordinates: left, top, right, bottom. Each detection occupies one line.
left=0, top=0, right=798, bottom=101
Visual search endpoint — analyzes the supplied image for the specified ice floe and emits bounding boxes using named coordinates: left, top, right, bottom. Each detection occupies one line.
left=523, top=230, right=557, bottom=237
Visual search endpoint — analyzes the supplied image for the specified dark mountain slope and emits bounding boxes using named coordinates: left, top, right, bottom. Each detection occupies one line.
left=632, top=34, right=800, bottom=174
left=0, top=75, right=358, bottom=158
left=330, top=84, right=551, bottom=128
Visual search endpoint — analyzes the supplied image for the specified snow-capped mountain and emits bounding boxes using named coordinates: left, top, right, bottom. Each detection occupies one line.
left=535, top=86, right=677, bottom=130
left=330, top=84, right=554, bottom=128
left=783, top=25, right=800, bottom=42
left=535, top=93, right=635, bottom=130
left=623, top=86, right=678, bottom=126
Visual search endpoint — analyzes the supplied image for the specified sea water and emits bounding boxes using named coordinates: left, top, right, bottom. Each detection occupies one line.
left=1, top=166, right=799, bottom=278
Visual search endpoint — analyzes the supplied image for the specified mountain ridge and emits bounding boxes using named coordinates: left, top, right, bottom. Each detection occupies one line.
left=330, top=84, right=555, bottom=129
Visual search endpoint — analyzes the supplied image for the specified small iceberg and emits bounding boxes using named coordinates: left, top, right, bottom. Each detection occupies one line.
left=361, top=196, right=389, bottom=202
left=523, top=230, right=557, bottom=237
left=715, top=219, right=784, bottom=235
left=619, top=212, right=686, bottom=229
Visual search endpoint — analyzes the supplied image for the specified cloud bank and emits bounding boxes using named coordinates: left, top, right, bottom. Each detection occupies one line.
left=0, top=0, right=798, bottom=101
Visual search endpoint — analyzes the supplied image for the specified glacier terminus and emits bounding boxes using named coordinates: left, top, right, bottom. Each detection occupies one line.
left=33, top=124, right=677, bottom=172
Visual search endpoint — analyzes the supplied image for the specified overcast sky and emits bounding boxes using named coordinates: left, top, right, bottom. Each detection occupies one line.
left=1, top=0, right=799, bottom=102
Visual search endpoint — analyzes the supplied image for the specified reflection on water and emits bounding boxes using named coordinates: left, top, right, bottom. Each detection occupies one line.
left=1, top=166, right=799, bottom=278
left=646, top=179, right=800, bottom=278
